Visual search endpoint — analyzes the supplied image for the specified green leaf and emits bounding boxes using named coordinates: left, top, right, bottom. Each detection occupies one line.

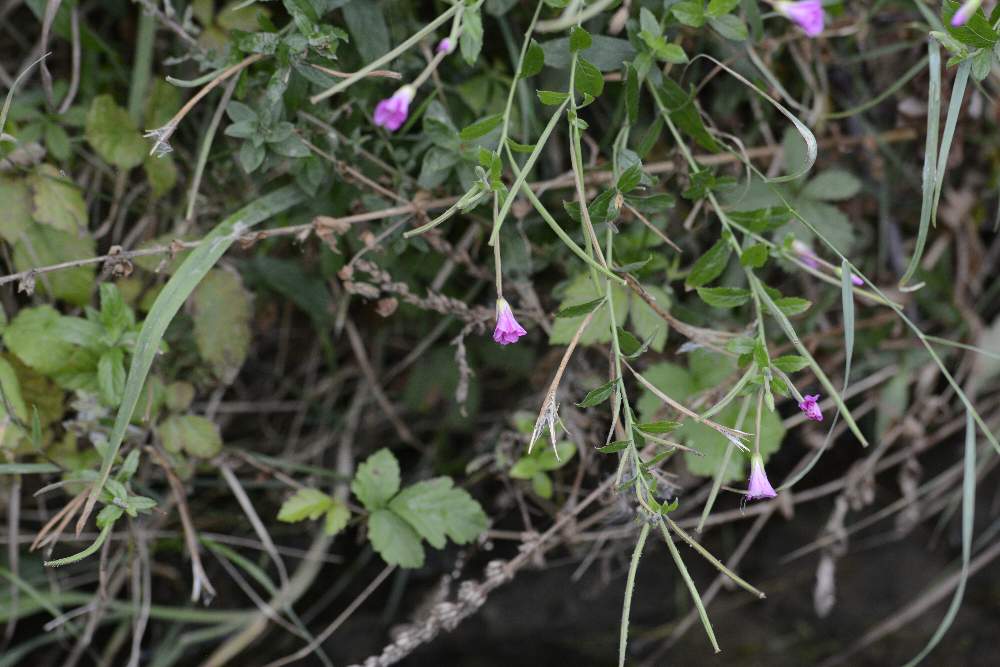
left=85, top=95, right=146, bottom=170
left=12, top=225, right=96, bottom=305
left=388, top=477, right=487, bottom=549
left=616, top=326, right=642, bottom=356
left=28, top=165, right=87, bottom=233
left=774, top=296, right=812, bottom=316
left=460, top=113, right=503, bottom=141
left=0, top=358, right=28, bottom=448
left=460, top=4, right=484, bottom=65
left=598, top=440, right=630, bottom=453
left=709, top=14, right=748, bottom=41
left=520, top=39, right=545, bottom=78
left=0, top=176, right=33, bottom=243
left=509, top=457, right=540, bottom=479
left=144, top=153, right=177, bottom=199
left=191, top=269, right=252, bottom=383
left=324, top=500, right=350, bottom=536
left=697, top=286, right=751, bottom=308
left=658, top=78, right=720, bottom=152
left=637, top=420, right=681, bottom=434
left=159, top=414, right=222, bottom=458
left=685, top=239, right=731, bottom=289
left=574, top=57, right=604, bottom=97
left=531, top=472, right=553, bottom=498
left=577, top=377, right=618, bottom=408
left=537, top=90, right=569, bottom=105
left=368, top=508, right=425, bottom=568
left=707, top=0, right=740, bottom=17
left=672, top=1, right=705, bottom=27
left=772, top=355, right=810, bottom=373
left=97, top=348, right=126, bottom=407
left=3, top=307, right=77, bottom=375
left=44, top=123, right=71, bottom=161
left=617, top=164, right=643, bottom=193
left=944, top=0, right=998, bottom=48
left=277, top=488, right=334, bottom=522
left=555, top=297, right=606, bottom=319
left=342, top=0, right=390, bottom=62
left=534, top=441, right=576, bottom=470
left=628, top=286, right=669, bottom=353
left=802, top=169, right=862, bottom=202
left=740, top=243, right=769, bottom=268
left=351, top=448, right=401, bottom=511
left=239, top=141, right=266, bottom=173
left=569, top=26, right=592, bottom=52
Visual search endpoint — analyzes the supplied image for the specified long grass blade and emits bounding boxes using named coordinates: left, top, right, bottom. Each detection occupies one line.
left=78, top=186, right=306, bottom=535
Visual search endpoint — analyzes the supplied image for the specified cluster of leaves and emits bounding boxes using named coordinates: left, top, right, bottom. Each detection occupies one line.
left=278, top=448, right=488, bottom=568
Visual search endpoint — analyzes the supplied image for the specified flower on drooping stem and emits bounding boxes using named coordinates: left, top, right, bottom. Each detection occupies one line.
left=952, top=0, right=983, bottom=26
left=436, top=37, right=454, bottom=54
left=774, top=1, right=825, bottom=37
left=792, top=239, right=820, bottom=270
left=493, top=297, right=527, bottom=345
left=799, top=394, right=823, bottom=422
left=747, top=453, right=777, bottom=500
left=373, top=85, right=416, bottom=132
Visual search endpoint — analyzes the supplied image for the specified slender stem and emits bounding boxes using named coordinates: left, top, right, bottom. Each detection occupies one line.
left=666, top=516, right=765, bottom=599
left=618, top=522, right=649, bottom=667
left=43, top=522, right=113, bottom=568
left=660, top=519, right=720, bottom=653
left=310, top=4, right=461, bottom=104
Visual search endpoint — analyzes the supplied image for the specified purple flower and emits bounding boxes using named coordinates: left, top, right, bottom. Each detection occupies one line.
left=373, top=85, right=415, bottom=132
left=747, top=454, right=777, bottom=500
left=775, top=1, right=825, bottom=37
left=436, top=38, right=453, bottom=54
left=793, top=240, right=820, bottom=269
left=952, top=1, right=983, bottom=26
left=799, top=394, right=823, bottom=422
left=851, top=274, right=863, bottom=286
left=493, top=297, right=527, bottom=345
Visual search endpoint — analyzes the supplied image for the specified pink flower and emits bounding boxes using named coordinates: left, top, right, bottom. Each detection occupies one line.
left=436, top=38, right=453, bottom=54
left=493, top=297, right=527, bottom=345
left=747, top=454, right=777, bottom=500
left=792, top=240, right=819, bottom=269
left=851, top=274, right=863, bottom=286
left=373, top=85, right=415, bottom=132
left=775, top=1, right=825, bottom=37
left=952, top=1, right=982, bottom=26
left=799, top=394, right=823, bottom=422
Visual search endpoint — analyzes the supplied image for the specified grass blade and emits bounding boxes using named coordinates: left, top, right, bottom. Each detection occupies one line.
left=78, top=186, right=306, bottom=535
left=902, top=411, right=975, bottom=666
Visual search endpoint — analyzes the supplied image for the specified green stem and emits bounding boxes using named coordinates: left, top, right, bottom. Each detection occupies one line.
left=44, top=522, right=113, bottom=568
left=309, top=3, right=461, bottom=104
left=127, top=11, right=155, bottom=124
left=618, top=521, right=649, bottom=667
left=665, top=516, right=765, bottom=599
left=660, top=519, right=720, bottom=653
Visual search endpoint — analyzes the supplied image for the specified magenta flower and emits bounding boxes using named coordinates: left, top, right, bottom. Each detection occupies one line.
left=436, top=38, right=453, bottom=54
left=851, top=274, right=863, bottom=286
left=493, top=297, right=527, bottom=345
left=952, top=0, right=983, bottom=26
left=799, top=394, right=823, bottom=422
left=373, top=85, right=415, bottom=132
left=747, top=454, right=777, bottom=500
left=775, top=1, right=825, bottom=37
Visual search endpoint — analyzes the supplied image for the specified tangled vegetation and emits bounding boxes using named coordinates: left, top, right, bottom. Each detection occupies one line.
left=1, top=0, right=998, bottom=665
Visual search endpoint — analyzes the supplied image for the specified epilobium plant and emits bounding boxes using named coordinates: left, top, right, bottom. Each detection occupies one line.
left=1, top=1, right=997, bottom=666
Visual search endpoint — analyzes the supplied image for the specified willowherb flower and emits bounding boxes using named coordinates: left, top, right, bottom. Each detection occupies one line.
left=493, top=297, right=527, bottom=345
left=747, top=454, right=777, bottom=500
left=799, top=394, right=823, bottom=421
left=951, top=0, right=983, bottom=26
left=775, top=1, right=825, bottom=37
left=436, top=38, right=453, bottom=54
left=373, top=85, right=416, bottom=132
left=792, top=239, right=820, bottom=269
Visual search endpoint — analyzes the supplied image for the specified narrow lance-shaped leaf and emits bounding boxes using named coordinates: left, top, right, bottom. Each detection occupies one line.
left=79, top=186, right=306, bottom=534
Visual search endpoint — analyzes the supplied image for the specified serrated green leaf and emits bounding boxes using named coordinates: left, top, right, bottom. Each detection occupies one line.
left=387, top=477, right=487, bottom=549
left=351, top=448, right=401, bottom=511
left=368, top=508, right=424, bottom=568
left=740, top=243, right=769, bottom=268
left=709, top=14, right=748, bottom=41
left=29, top=165, right=87, bottom=233
left=324, top=500, right=350, bottom=536
left=97, top=348, right=126, bottom=407
left=12, top=225, right=95, bottom=305
left=772, top=355, right=810, bottom=373
left=278, top=488, right=334, bottom=522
